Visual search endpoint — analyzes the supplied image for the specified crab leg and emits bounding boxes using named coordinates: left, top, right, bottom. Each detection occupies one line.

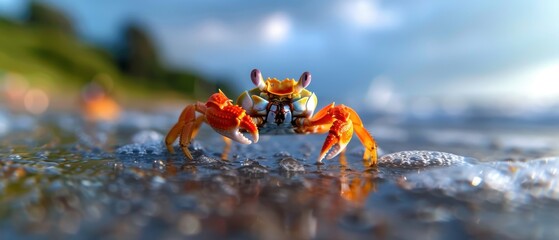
left=221, top=137, right=232, bottom=160
left=165, top=105, right=194, bottom=154
left=345, top=107, right=378, bottom=165
left=165, top=121, right=182, bottom=154
left=178, top=121, right=195, bottom=159
left=165, top=103, right=206, bottom=158
left=178, top=115, right=206, bottom=159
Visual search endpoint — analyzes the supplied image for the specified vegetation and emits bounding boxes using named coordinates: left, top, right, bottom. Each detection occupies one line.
left=0, top=2, right=234, bottom=102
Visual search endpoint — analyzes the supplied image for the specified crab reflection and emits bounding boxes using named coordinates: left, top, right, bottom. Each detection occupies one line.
left=339, top=153, right=378, bottom=207
left=155, top=153, right=379, bottom=239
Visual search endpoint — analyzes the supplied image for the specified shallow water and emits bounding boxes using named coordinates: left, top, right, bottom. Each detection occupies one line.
left=1, top=108, right=559, bottom=239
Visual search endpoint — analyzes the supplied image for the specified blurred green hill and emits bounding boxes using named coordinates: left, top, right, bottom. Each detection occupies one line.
left=0, top=2, right=233, bottom=104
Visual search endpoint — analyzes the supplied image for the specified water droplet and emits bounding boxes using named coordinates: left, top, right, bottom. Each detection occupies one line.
left=471, top=176, right=482, bottom=186
left=274, top=151, right=291, bottom=157
left=152, top=159, right=166, bottom=170
left=151, top=175, right=166, bottom=189
left=238, top=161, right=268, bottom=176
left=132, top=130, right=163, bottom=144
left=112, top=162, right=124, bottom=171
left=279, top=157, right=305, bottom=172
left=8, top=154, right=21, bottom=160
left=178, top=214, right=201, bottom=236
left=44, top=166, right=61, bottom=175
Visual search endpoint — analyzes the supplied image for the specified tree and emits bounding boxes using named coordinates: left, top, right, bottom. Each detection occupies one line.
left=27, top=2, right=74, bottom=35
left=117, top=24, right=162, bottom=80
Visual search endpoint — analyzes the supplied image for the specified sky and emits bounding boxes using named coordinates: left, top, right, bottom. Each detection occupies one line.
left=2, top=0, right=559, bottom=109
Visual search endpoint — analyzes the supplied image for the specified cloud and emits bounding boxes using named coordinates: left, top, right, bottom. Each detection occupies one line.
left=359, top=0, right=559, bottom=97
left=174, top=20, right=241, bottom=47
left=261, top=12, right=291, bottom=44
left=337, top=0, right=398, bottom=30
left=162, top=11, right=293, bottom=55
left=24, top=0, right=559, bottom=103
left=442, top=60, right=559, bottom=101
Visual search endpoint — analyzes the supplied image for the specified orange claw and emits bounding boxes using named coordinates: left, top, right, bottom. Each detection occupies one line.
left=313, top=104, right=378, bottom=166
left=318, top=119, right=353, bottom=161
left=165, top=90, right=259, bottom=160
left=205, top=91, right=259, bottom=144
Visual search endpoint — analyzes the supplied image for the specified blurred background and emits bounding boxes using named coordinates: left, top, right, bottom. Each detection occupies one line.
left=3, top=2, right=559, bottom=239
left=1, top=0, right=559, bottom=120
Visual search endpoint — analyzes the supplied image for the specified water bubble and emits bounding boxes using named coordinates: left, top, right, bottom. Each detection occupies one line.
left=238, top=161, right=268, bottom=176
left=178, top=213, right=201, bottom=236
left=116, top=142, right=164, bottom=155
left=471, top=176, right=482, bottom=186
left=279, top=157, right=305, bottom=172
left=35, top=151, right=50, bottom=159
left=81, top=180, right=93, bottom=187
left=152, top=159, right=166, bottom=171
left=241, top=159, right=257, bottom=166
left=403, top=157, right=559, bottom=206
left=379, top=151, right=473, bottom=168
left=196, top=155, right=220, bottom=165
left=112, top=162, right=124, bottom=171
left=44, top=166, right=62, bottom=175
left=8, top=154, right=22, bottom=160
left=132, top=130, right=163, bottom=144
left=274, top=151, right=291, bottom=157
left=151, top=175, right=166, bottom=189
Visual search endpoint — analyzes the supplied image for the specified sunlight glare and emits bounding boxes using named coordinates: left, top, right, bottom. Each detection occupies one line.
left=339, top=0, right=396, bottom=30
left=24, top=89, right=50, bottom=115
left=262, top=13, right=291, bottom=44
left=523, top=61, right=559, bottom=99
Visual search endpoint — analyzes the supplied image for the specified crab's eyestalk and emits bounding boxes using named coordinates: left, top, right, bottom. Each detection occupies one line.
left=295, top=71, right=311, bottom=93
left=251, top=69, right=267, bottom=91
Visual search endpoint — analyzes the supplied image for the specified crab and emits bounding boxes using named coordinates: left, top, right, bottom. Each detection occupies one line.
left=165, top=69, right=378, bottom=165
